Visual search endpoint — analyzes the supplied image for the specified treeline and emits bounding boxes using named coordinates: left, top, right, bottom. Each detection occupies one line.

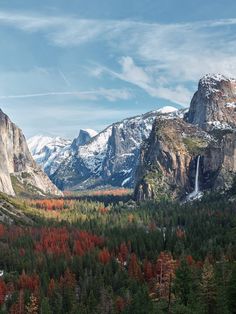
left=0, top=194, right=235, bottom=313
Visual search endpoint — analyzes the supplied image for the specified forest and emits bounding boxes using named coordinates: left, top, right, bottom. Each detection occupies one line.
left=0, top=191, right=235, bottom=314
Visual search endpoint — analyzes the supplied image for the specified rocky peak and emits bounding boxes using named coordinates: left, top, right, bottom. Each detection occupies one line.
left=185, top=73, right=236, bottom=130
left=71, top=129, right=97, bottom=150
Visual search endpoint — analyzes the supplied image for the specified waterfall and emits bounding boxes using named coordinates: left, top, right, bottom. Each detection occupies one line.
left=194, top=155, right=200, bottom=194
left=186, top=155, right=202, bottom=201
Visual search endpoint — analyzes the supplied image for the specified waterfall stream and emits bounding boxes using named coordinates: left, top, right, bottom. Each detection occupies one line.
left=194, top=155, right=200, bottom=194
left=186, top=155, right=202, bottom=201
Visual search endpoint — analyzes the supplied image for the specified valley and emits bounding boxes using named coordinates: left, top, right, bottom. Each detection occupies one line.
left=0, top=190, right=235, bottom=313
left=0, top=74, right=235, bottom=313
left=1, top=1, right=236, bottom=312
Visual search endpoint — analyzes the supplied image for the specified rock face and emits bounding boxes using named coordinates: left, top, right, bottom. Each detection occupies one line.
left=0, top=109, right=62, bottom=197
left=135, top=74, right=236, bottom=201
left=135, top=117, right=213, bottom=200
left=51, top=107, right=178, bottom=190
left=71, top=129, right=98, bottom=150
left=185, top=74, right=236, bottom=130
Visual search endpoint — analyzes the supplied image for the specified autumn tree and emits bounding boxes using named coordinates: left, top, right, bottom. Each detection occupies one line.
left=99, top=248, right=111, bottom=265
left=0, top=280, right=6, bottom=305
left=128, top=253, right=142, bottom=280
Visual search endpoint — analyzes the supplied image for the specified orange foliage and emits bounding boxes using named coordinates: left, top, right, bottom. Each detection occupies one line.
left=176, top=227, right=185, bottom=239
left=99, top=207, right=109, bottom=214
left=0, top=280, right=6, bottom=305
left=155, top=252, right=177, bottom=300
left=128, top=253, right=142, bottom=280
left=98, top=248, right=111, bottom=264
left=186, top=255, right=195, bottom=266
left=73, top=230, right=104, bottom=256
left=29, top=199, right=67, bottom=211
left=19, top=248, right=25, bottom=257
left=89, top=188, right=130, bottom=196
left=18, top=272, right=39, bottom=292
left=59, top=269, right=76, bottom=290
left=48, top=278, right=56, bottom=297
left=143, top=259, right=154, bottom=282
left=128, top=214, right=134, bottom=223
left=34, top=227, right=70, bottom=256
left=117, top=242, right=129, bottom=265
left=116, top=296, right=126, bottom=312
left=0, top=224, right=5, bottom=237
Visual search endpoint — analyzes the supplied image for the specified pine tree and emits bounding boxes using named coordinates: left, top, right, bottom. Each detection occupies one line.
left=40, top=297, right=52, bottom=314
left=174, top=259, right=193, bottom=306
left=227, top=265, right=236, bottom=314
left=200, top=259, right=217, bottom=314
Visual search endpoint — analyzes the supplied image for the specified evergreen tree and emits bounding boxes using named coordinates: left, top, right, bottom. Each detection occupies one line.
left=200, top=259, right=217, bottom=314
left=173, top=259, right=193, bottom=306
left=227, top=265, right=236, bottom=314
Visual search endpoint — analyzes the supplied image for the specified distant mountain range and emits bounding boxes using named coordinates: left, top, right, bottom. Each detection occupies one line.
left=0, top=73, right=232, bottom=200
left=28, top=106, right=179, bottom=191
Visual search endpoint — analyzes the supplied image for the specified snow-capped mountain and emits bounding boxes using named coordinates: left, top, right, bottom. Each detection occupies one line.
left=28, top=129, right=98, bottom=177
left=28, top=135, right=72, bottom=176
left=51, top=106, right=180, bottom=190
left=71, top=129, right=98, bottom=150
left=156, top=106, right=178, bottom=114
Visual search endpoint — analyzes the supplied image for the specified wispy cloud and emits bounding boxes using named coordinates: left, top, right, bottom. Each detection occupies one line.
left=0, top=88, right=133, bottom=101
left=2, top=10, right=236, bottom=105
left=93, top=57, right=192, bottom=105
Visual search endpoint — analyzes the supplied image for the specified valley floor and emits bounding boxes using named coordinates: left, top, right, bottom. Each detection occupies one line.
left=0, top=191, right=235, bottom=313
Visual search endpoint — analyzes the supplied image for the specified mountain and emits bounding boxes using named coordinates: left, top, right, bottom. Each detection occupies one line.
left=185, top=74, right=236, bottom=130
left=50, top=106, right=178, bottom=190
left=28, top=135, right=72, bottom=176
left=135, top=74, right=236, bottom=201
left=70, top=129, right=98, bottom=150
left=28, top=129, right=97, bottom=177
left=0, top=109, right=62, bottom=197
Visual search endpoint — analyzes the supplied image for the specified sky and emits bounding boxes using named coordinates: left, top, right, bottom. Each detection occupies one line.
left=1, top=0, right=236, bottom=138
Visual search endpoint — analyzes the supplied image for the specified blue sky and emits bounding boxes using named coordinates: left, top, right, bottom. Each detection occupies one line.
left=0, top=0, right=236, bottom=138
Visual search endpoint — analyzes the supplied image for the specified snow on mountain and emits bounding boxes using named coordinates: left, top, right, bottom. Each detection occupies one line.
left=84, top=129, right=98, bottom=138
left=28, top=135, right=72, bottom=175
left=51, top=108, right=182, bottom=191
left=71, top=129, right=98, bottom=150
left=156, top=106, right=178, bottom=114
left=28, top=129, right=98, bottom=177
left=28, top=135, right=69, bottom=155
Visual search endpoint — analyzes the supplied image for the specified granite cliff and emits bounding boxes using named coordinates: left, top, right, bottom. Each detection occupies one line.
left=0, top=109, right=62, bottom=197
left=135, top=74, right=236, bottom=201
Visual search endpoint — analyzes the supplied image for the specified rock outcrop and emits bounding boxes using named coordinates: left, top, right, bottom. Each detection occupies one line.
left=0, top=109, right=62, bottom=197
left=135, top=74, right=236, bottom=201
left=185, top=74, right=236, bottom=130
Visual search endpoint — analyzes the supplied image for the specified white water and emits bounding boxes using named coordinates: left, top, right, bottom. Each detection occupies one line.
left=186, top=155, right=203, bottom=201
left=194, top=155, right=200, bottom=194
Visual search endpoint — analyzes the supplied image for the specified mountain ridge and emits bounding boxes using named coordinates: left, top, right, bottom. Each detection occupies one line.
left=50, top=106, right=180, bottom=190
